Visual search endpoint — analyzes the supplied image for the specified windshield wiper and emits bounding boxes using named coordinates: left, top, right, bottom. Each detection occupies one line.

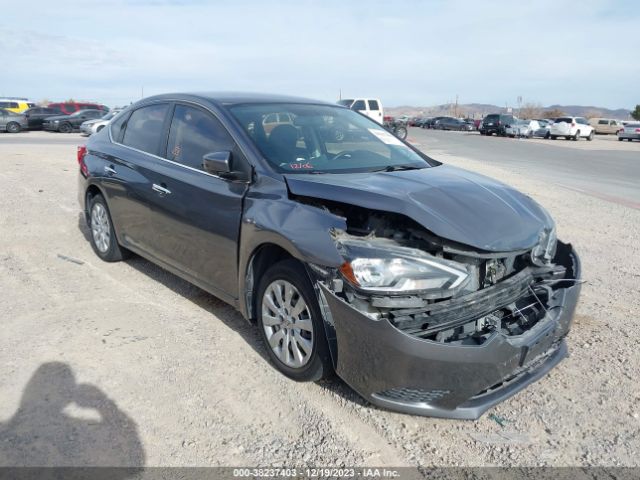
left=373, top=164, right=422, bottom=173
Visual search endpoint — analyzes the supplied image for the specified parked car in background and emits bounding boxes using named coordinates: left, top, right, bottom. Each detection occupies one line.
left=506, top=119, right=540, bottom=138
left=617, top=123, right=640, bottom=142
left=47, top=102, right=109, bottom=115
left=337, top=98, right=384, bottom=124
left=78, top=92, right=580, bottom=420
left=408, top=116, right=425, bottom=127
left=436, top=117, right=474, bottom=131
left=414, top=117, right=431, bottom=128
left=424, top=116, right=445, bottom=129
left=23, top=107, right=64, bottom=130
left=80, top=109, right=123, bottom=136
left=0, top=108, right=28, bottom=133
left=532, top=119, right=552, bottom=138
left=549, top=117, right=594, bottom=141
left=479, top=113, right=516, bottom=136
left=43, top=109, right=105, bottom=133
left=589, top=118, right=625, bottom=135
left=0, top=98, right=35, bottom=113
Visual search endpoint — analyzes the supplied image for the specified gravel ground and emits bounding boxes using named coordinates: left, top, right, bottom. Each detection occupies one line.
left=0, top=133, right=638, bottom=469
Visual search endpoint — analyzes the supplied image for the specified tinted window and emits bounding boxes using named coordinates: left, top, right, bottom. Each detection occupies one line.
left=352, top=100, right=366, bottom=110
left=484, top=114, right=499, bottom=122
left=577, top=117, right=588, bottom=125
left=122, top=103, right=169, bottom=154
left=598, top=119, right=608, bottom=125
left=368, top=100, right=380, bottom=111
left=166, top=104, right=235, bottom=170
left=110, top=110, right=131, bottom=143
left=555, top=117, right=572, bottom=123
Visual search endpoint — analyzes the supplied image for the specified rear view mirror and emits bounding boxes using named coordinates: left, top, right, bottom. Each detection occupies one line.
left=202, top=151, right=232, bottom=174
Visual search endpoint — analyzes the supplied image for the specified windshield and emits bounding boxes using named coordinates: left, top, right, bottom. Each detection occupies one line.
left=336, top=99, right=353, bottom=107
left=230, top=103, right=434, bottom=174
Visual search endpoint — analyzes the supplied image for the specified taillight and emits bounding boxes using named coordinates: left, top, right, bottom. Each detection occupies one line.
left=635, top=128, right=640, bottom=133
left=571, top=122, right=576, bottom=127
left=77, top=145, right=88, bottom=175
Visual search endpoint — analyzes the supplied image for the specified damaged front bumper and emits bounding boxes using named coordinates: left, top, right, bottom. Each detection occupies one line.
left=320, top=242, right=581, bottom=420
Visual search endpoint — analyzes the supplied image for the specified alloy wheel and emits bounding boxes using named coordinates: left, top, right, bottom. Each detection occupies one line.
left=91, top=203, right=111, bottom=253
left=261, top=279, right=314, bottom=368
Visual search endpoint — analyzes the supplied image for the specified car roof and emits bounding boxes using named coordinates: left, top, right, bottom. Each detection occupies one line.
left=139, top=92, right=334, bottom=107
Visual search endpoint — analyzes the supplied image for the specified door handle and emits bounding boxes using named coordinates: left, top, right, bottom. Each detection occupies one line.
left=152, top=183, right=171, bottom=195
left=104, top=165, right=117, bottom=175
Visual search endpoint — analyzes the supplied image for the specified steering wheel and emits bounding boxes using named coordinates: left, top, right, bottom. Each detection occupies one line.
left=331, top=150, right=356, bottom=162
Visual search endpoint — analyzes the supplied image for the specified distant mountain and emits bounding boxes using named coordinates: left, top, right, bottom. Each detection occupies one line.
left=387, top=103, right=631, bottom=120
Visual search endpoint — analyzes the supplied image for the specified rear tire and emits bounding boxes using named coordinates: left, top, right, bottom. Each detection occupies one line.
left=573, top=130, right=580, bottom=141
left=88, top=194, right=129, bottom=262
left=6, top=122, right=21, bottom=133
left=618, top=137, right=623, bottom=141
left=257, top=259, right=333, bottom=382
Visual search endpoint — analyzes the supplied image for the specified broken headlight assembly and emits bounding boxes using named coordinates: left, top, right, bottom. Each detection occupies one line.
left=531, top=226, right=557, bottom=266
left=336, top=238, right=470, bottom=299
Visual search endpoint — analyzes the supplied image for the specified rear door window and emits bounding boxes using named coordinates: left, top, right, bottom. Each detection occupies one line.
left=121, top=103, right=169, bottom=155
left=368, top=100, right=379, bottom=111
left=166, top=104, right=236, bottom=171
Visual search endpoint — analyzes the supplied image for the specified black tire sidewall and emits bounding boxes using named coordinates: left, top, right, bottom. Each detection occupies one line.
left=60, top=123, right=72, bottom=133
left=256, top=259, right=332, bottom=382
left=6, top=122, right=20, bottom=133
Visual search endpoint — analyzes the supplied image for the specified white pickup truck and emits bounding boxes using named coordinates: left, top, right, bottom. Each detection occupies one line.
left=337, top=98, right=384, bottom=124
left=549, top=116, right=594, bottom=141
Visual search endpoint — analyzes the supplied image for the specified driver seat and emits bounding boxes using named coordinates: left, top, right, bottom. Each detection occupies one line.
left=268, top=124, right=299, bottom=163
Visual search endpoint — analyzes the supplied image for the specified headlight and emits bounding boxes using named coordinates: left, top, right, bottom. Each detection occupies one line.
left=53, top=120, right=60, bottom=124
left=336, top=238, right=469, bottom=298
left=531, top=226, right=557, bottom=266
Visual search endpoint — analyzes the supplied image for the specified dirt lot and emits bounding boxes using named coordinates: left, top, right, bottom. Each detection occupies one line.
left=0, top=132, right=638, bottom=468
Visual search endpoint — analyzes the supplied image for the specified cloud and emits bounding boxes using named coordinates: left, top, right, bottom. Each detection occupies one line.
left=1, top=0, right=637, bottom=108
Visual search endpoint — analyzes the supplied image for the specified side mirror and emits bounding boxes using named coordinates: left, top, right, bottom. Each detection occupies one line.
left=202, top=151, right=232, bottom=175
left=203, top=151, right=249, bottom=182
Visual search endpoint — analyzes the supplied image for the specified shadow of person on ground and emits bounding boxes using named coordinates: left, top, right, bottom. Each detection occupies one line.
left=0, top=362, right=145, bottom=472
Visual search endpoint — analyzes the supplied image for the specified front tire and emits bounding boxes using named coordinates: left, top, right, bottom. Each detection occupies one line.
left=257, top=259, right=332, bottom=382
left=573, top=130, right=580, bottom=141
left=88, top=194, right=128, bottom=262
left=6, top=122, right=21, bottom=133
left=59, top=122, right=72, bottom=133
left=394, top=126, right=407, bottom=140
left=587, top=131, right=594, bottom=141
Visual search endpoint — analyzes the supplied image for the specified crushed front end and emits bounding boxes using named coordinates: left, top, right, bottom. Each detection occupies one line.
left=305, top=203, right=581, bottom=419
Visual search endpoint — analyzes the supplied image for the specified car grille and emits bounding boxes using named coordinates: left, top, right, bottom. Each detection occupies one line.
left=374, top=387, right=451, bottom=404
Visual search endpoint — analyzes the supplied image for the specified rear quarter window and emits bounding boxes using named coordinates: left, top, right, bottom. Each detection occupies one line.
left=121, top=103, right=169, bottom=155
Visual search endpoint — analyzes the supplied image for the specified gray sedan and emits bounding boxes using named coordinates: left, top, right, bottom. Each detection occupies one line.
left=0, top=108, right=28, bottom=133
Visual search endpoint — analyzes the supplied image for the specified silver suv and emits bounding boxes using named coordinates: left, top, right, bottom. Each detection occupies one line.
left=0, top=108, right=28, bottom=133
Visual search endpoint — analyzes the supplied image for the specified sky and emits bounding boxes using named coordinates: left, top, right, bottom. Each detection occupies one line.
left=1, top=0, right=637, bottom=109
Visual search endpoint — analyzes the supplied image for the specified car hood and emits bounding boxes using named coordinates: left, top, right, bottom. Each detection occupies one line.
left=81, top=119, right=100, bottom=126
left=284, top=165, right=553, bottom=252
